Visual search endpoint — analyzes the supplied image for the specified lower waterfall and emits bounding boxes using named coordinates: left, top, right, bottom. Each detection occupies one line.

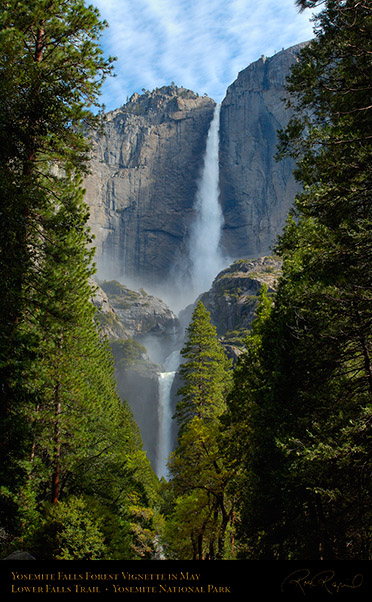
left=156, top=349, right=180, bottom=479
left=156, top=371, right=176, bottom=479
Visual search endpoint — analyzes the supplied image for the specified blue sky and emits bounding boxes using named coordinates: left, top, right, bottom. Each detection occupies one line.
left=93, top=0, right=318, bottom=112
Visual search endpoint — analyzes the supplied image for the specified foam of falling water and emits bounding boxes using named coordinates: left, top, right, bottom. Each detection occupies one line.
left=156, top=349, right=181, bottom=479
left=187, top=103, right=227, bottom=300
left=156, top=370, right=176, bottom=479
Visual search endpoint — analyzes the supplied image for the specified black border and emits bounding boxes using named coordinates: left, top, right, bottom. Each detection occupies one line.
left=1, top=560, right=370, bottom=601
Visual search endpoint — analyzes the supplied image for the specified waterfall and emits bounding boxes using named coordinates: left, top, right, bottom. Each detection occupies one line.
left=156, top=372, right=176, bottom=479
left=156, top=350, right=180, bottom=479
left=128, top=105, right=227, bottom=477
left=154, top=104, right=227, bottom=476
left=187, top=102, right=226, bottom=299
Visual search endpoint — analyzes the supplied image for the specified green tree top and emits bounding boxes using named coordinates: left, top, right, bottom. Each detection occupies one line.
left=166, top=302, right=234, bottom=560
left=224, top=0, right=372, bottom=559
left=175, top=301, right=232, bottom=432
left=0, top=0, right=115, bottom=177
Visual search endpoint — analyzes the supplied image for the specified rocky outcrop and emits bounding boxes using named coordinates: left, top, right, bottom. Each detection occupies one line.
left=200, top=256, right=282, bottom=353
left=219, top=43, right=306, bottom=259
left=98, top=279, right=181, bottom=363
left=93, top=279, right=182, bottom=470
left=91, top=281, right=130, bottom=340
left=84, top=86, right=215, bottom=287
left=98, top=280, right=178, bottom=339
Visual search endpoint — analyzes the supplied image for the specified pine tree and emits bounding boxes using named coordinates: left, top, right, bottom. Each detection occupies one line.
left=275, top=1, right=372, bottom=558
left=0, top=0, right=113, bottom=528
left=174, top=301, right=231, bottom=431
left=228, top=0, right=372, bottom=559
left=165, top=302, right=234, bottom=559
left=0, top=1, right=159, bottom=559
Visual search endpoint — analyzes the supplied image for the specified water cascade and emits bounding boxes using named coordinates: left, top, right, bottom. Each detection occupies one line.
left=156, top=372, right=176, bottom=479
left=187, top=102, right=226, bottom=300
left=122, top=103, right=228, bottom=479
left=155, top=103, right=227, bottom=478
left=156, top=350, right=180, bottom=479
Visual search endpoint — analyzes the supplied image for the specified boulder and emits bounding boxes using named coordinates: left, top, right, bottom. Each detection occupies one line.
left=3, top=550, right=35, bottom=560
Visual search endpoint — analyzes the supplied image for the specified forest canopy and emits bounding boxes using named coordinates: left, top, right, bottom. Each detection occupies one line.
left=1, top=0, right=372, bottom=561
left=0, top=0, right=159, bottom=560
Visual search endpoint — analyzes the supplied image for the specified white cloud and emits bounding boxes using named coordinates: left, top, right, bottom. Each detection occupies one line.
left=94, top=0, right=317, bottom=110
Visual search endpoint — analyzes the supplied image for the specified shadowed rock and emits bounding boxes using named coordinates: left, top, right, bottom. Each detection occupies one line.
left=3, top=550, right=35, bottom=560
left=219, top=43, right=307, bottom=259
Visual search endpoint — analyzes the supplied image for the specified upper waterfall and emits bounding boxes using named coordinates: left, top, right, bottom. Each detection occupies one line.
left=85, top=48, right=303, bottom=292
left=187, top=103, right=226, bottom=300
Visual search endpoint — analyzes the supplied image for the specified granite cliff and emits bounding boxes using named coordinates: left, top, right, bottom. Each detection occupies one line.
left=219, top=43, right=306, bottom=259
left=84, top=45, right=304, bottom=290
left=84, top=85, right=215, bottom=288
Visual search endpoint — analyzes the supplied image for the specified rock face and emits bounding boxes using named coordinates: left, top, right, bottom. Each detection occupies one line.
left=93, top=280, right=181, bottom=470
left=113, top=346, right=161, bottom=468
left=91, top=281, right=130, bottom=341
left=199, top=256, right=282, bottom=362
left=219, top=43, right=306, bottom=259
left=84, top=46, right=305, bottom=288
left=84, top=86, right=215, bottom=287
left=98, top=279, right=181, bottom=363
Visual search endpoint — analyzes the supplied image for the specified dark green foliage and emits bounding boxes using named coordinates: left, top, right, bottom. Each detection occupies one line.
left=174, top=301, right=232, bottom=433
left=29, top=497, right=108, bottom=560
left=0, top=0, right=112, bottom=505
left=111, top=339, right=147, bottom=368
left=0, top=0, right=159, bottom=560
left=164, top=302, right=235, bottom=559
left=228, top=0, right=372, bottom=559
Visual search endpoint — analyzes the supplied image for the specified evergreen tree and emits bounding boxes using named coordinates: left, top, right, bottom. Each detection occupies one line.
left=165, top=302, right=234, bottom=559
left=228, top=0, right=372, bottom=559
left=174, top=301, right=232, bottom=431
left=0, top=1, right=159, bottom=559
left=0, top=0, right=113, bottom=529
